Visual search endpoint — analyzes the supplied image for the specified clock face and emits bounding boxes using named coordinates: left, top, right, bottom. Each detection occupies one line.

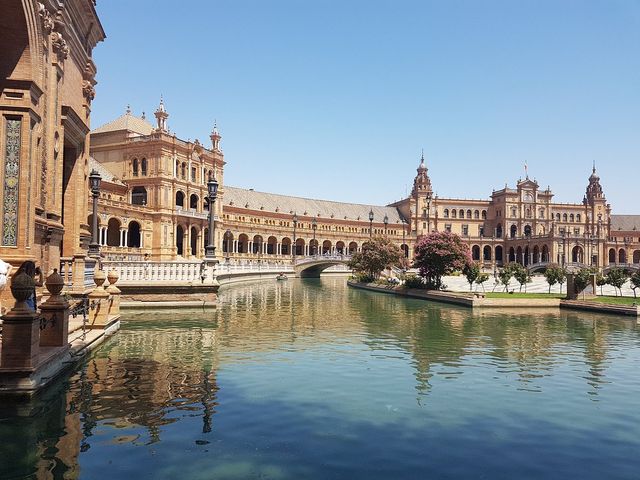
left=523, top=191, right=534, bottom=202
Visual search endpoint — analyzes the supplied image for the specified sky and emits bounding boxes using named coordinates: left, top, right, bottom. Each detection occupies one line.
left=91, top=0, right=640, bottom=213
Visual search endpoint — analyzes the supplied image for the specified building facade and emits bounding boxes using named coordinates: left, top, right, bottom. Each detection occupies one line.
left=1, top=0, right=105, bottom=305
left=88, top=102, right=640, bottom=273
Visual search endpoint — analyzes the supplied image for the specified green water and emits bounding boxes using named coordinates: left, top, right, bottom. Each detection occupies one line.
left=1, top=278, right=640, bottom=479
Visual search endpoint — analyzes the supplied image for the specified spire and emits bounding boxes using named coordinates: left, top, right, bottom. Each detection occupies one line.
left=126, top=104, right=131, bottom=114
left=592, top=159, right=596, bottom=174
left=417, top=149, right=426, bottom=172
left=154, top=95, right=169, bottom=132
left=210, top=119, right=221, bottom=151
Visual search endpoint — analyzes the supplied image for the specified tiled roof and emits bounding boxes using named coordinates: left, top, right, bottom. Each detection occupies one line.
left=88, top=157, right=125, bottom=186
left=611, top=215, right=640, bottom=232
left=92, top=112, right=154, bottom=136
left=223, top=186, right=406, bottom=224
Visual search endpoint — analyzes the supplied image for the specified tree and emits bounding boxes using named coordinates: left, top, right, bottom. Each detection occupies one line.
left=348, top=236, right=403, bottom=281
left=595, top=273, right=606, bottom=296
left=544, top=264, right=560, bottom=294
left=476, top=272, right=490, bottom=292
left=605, top=268, right=628, bottom=297
left=573, top=268, right=593, bottom=299
left=498, top=263, right=515, bottom=292
left=557, top=267, right=567, bottom=294
left=631, top=271, right=640, bottom=299
left=511, top=263, right=531, bottom=292
left=463, top=261, right=481, bottom=291
left=413, top=231, right=470, bottom=290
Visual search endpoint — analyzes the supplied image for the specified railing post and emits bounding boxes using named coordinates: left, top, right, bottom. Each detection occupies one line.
left=87, top=270, right=111, bottom=329
left=39, top=269, right=70, bottom=348
left=106, top=269, right=121, bottom=319
left=0, top=272, right=40, bottom=369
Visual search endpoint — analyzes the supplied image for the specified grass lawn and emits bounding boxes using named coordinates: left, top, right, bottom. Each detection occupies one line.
left=589, top=296, right=639, bottom=306
left=484, top=292, right=566, bottom=299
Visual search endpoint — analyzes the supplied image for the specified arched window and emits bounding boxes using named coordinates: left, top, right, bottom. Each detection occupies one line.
left=472, top=245, right=480, bottom=261
left=539, top=208, right=545, bottom=219
left=483, top=245, right=491, bottom=261
left=443, top=209, right=449, bottom=218
left=510, top=224, right=517, bottom=238
left=466, top=209, right=472, bottom=219
left=132, top=158, right=139, bottom=176
left=459, top=209, right=464, bottom=219
left=524, top=225, right=532, bottom=237
left=511, top=207, right=517, bottom=218
left=452, top=210, right=457, bottom=219
left=556, top=213, right=561, bottom=221
left=141, top=158, right=147, bottom=176
left=570, top=214, right=574, bottom=223
left=474, top=210, right=479, bottom=219
left=127, top=221, right=142, bottom=248
left=131, top=186, right=147, bottom=206
left=176, top=191, right=185, bottom=208
left=496, top=223, right=503, bottom=238
left=563, top=213, right=568, bottom=222
left=576, top=214, right=581, bottom=222
left=190, top=194, right=198, bottom=210
left=481, top=210, right=487, bottom=220
left=181, top=162, right=186, bottom=179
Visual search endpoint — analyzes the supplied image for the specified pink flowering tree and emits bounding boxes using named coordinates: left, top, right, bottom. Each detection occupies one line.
left=348, top=236, right=404, bottom=281
left=413, top=231, right=471, bottom=290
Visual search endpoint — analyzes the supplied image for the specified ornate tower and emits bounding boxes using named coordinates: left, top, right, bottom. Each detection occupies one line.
left=411, top=151, right=434, bottom=235
left=583, top=164, right=608, bottom=234
left=154, top=96, right=169, bottom=132
left=210, top=121, right=221, bottom=152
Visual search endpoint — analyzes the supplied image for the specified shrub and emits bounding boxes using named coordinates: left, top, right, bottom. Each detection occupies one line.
left=403, top=274, right=425, bottom=289
left=413, top=231, right=470, bottom=290
left=348, top=236, right=404, bottom=280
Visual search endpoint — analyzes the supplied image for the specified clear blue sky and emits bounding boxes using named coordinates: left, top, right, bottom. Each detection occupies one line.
left=92, top=0, right=639, bottom=213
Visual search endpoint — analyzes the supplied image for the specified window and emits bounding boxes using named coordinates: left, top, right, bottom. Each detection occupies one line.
left=539, top=208, right=545, bottom=219
left=141, top=158, right=147, bottom=176
left=479, top=226, right=484, bottom=237
left=443, top=209, right=449, bottom=218
left=132, top=158, right=139, bottom=176
left=574, top=228, right=580, bottom=235
left=191, top=167, right=196, bottom=182
left=131, top=186, right=147, bottom=205
left=452, top=210, right=457, bottom=219
left=576, top=214, right=581, bottom=222
left=445, top=224, right=452, bottom=233
left=570, top=214, right=574, bottom=223
left=474, top=210, right=480, bottom=219
left=459, top=209, right=464, bottom=219
left=511, top=207, right=517, bottom=218
left=563, top=213, right=568, bottom=222
left=482, top=210, right=487, bottom=220
left=462, top=224, right=469, bottom=236
left=181, top=163, right=186, bottom=180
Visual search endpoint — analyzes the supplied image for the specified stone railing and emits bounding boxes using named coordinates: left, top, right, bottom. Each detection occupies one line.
left=218, top=260, right=294, bottom=275
left=102, top=260, right=205, bottom=283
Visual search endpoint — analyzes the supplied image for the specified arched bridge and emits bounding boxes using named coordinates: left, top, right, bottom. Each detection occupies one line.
left=294, top=254, right=352, bottom=277
left=602, top=263, right=640, bottom=274
left=528, top=261, right=590, bottom=273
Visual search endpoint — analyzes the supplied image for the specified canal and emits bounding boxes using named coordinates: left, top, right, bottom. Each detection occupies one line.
left=1, top=278, right=640, bottom=479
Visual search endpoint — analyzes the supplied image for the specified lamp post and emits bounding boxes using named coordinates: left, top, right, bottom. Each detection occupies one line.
left=383, top=214, right=388, bottom=236
left=205, top=172, right=219, bottom=259
left=292, top=212, right=298, bottom=261
left=560, top=231, right=566, bottom=267
left=88, top=169, right=102, bottom=257
left=312, top=217, right=317, bottom=256
left=369, top=209, right=374, bottom=239
left=426, top=191, right=432, bottom=233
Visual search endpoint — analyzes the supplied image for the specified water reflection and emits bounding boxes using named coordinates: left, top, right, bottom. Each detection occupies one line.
left=1, top=278, right=639, bottom=479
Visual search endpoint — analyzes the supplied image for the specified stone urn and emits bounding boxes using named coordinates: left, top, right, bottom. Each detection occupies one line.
left=10, top=272, right=35, bottom=309
left=94, top=269, right=106, bottom=288
left=45, top=268, right=65, bottom=297
left=107, top=269, right=119, bottom=286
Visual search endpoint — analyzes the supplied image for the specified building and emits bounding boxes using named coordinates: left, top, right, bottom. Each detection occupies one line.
left=87, top=101, right=640, bottom=273
left=1, top=0, right=105, bottom=306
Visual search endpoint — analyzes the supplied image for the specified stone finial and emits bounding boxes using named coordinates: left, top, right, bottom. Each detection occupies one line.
left=94, top=269, right=106, bottom=288
left=45, top=268, right=64, bottom=297
left=107, top=269, right=119, bottom=286
left=10, top=272, right=35, bottom=304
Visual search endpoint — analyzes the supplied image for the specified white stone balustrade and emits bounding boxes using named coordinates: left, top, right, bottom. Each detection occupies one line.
left=102, top=260, right=205, bottom=283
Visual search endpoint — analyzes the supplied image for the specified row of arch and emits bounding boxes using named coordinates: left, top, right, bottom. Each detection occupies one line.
left=443, top=209, right=487, bottom=220
left=89, top=216, right=142, bottom=248
left=175, top=191, right=210, bottom=211
left=608, top=248, right=640, bottom=264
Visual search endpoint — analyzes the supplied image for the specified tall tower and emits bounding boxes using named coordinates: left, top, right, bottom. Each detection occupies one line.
left=154, top=96, right=169, bottom=132
left=411, top=151, right=434, bottom=235
left=583, top=164, right=609, bottom=269
left=210, top=121, right=221, bottom=151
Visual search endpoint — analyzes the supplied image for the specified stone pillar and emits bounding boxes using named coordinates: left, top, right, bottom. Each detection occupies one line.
left=106, top=269, right=121, bottom=319
left=87, top=270, right=111, bottom=329
left=71, top=254, right=86, bottom=294
left=39, top=270, right=69, bottom=348
left=0, top=273, right=40, bottom=369
left=566, top=273, right=577, bottom=300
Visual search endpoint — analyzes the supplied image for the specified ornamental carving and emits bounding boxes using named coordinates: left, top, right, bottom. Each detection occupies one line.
left=38, top=3, right=54, bottom=33
left=2, top=119, right=21, bottom=246
left=39, top=4, right=69, bottom=61
left=83, top=63, right=97, bottom=104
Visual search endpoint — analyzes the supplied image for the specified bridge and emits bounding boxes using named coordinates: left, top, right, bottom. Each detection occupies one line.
left=602, top=263, right=640, bottom=274
left=293, top=254, right=352, bottom=277
left=527, top=261, right=590, bottom=273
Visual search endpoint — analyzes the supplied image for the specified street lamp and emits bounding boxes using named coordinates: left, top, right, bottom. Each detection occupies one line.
left=88, top=169, right=102, bottom=257
left=426, top=191, right=433, bottom=233
left=383, top=214, right=389, bottom=236
left=312, top=217, right=317, bottom=256
left=205, top=172, right=219, bottom=259
left=402, top=219, right=407, bottom=258
left=369, top=209, right=374, bottom=239
left=292, top=212, right=298, bottom=260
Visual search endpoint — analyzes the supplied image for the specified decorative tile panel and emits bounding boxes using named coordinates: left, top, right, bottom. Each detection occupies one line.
left=2, top=118, right=21, bottom=246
